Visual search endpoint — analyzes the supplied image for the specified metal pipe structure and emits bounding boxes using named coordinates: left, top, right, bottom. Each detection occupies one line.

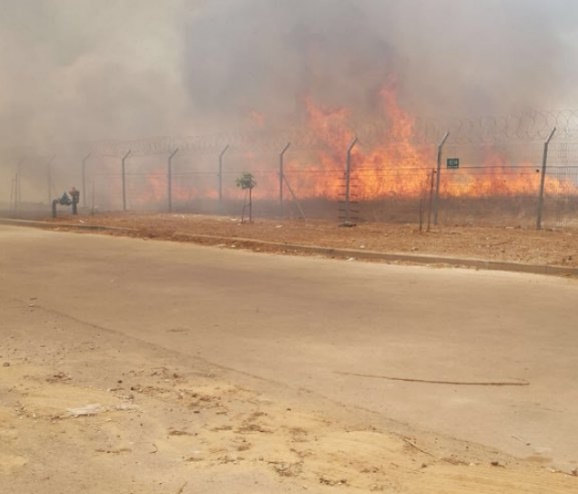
left=279, top=142, right=291, bottom=216
left=167, top=148, right=179, bottom=213
left=344, top=137, right=359, bottom=225
left=536, top=127, right=557, bottom=230
left=433, top=131, right=450, bottom=226
left=218, top=145, right=230, bottom=209
left=121, top=150, right=132, bottom=211
left=82, top=153, right=92, bottom=208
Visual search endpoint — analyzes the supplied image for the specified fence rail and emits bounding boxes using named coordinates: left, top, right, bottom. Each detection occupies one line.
left=4, top=117, right=578, bottom=229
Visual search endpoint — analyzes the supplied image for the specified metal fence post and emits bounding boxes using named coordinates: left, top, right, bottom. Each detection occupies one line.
left=427, top=168, right=436, bottom=232
left=279, top=142, right=291, bottom=216
left=82, top=153, right=92, bottom=208
left=218, top=145, right=230, bottom=209
left=121, top=150, right=131, bottom=211
left=10, top=174, right=16, bottom=217
left=344, top=137, right=359, bottom=225
left=14, top=158, right=23, bottom=217
left=168, top=148, right=179, bottom=213
left=46, top=156, right=55, bottom=208
left=536, top=127, right=557, bottom=230
left=433, top=132, right=450, bottom=226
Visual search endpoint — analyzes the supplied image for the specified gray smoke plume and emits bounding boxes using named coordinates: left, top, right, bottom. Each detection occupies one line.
left=184, top=0, right=578, bottom=125
left=3, top=0, right=578, bottom=147
left=2, top=0, right=578, bottom=200
left=0, top=0, right=191, bottom=149
left=0, top=0, right=578, bottom=146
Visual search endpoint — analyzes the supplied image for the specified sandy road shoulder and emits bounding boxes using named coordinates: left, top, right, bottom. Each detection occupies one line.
left=1, top=296, right=576, bottom=493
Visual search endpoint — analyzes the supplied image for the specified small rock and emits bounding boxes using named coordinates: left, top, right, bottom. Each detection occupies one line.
left=3, top=362, right=10, bottom=367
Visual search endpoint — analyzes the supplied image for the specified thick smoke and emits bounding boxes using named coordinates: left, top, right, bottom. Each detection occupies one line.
left=0, top=0, right=191, bottom=149
left=184, top=0, right=578, bottom=124
left=2, top=0, right=578, bottom=200
left=3, top=0, right=578, bottom=147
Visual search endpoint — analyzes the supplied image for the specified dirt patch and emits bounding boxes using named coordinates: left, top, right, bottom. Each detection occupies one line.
left=47, top=212, right=578, bottom=268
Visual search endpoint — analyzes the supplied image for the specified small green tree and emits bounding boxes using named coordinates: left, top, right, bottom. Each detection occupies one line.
left=236, top=172, right=257, bottom=222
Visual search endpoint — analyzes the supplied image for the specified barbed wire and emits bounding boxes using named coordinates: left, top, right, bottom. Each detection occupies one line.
left=411, top=110, right=578, bottom=144
left=4, top=109, right=578, bottom=161
left=78, top=109, right=578, bottom=155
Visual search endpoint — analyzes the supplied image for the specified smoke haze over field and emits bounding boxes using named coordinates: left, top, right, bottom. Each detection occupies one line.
left=185, top=0, right=578, bottom=124
left=2, top=0, right=578, bottom=202
left=2, top=0, right=578, bottom=147
left=0, top=0, right=190, bottom=148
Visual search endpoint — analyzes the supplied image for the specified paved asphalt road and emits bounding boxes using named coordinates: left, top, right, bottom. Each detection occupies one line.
left=1, top=225, right=577, bottom=468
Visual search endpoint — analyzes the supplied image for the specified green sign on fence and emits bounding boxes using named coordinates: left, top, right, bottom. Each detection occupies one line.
left=447, top=158, right=460, bottom=169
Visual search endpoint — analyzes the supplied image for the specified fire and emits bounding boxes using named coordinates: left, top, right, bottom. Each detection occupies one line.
left=135, top=83, right=577, bottom=206
left=281, top=85, right=577, bottom=201
left=285, top=86, right=434, bottom=200
left=439, top=153, right=534, bottom=198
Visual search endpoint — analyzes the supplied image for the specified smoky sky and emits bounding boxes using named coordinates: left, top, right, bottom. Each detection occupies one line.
left=0, top=0, right=190, bottom=149
left=2, top=0, right=578, bottom=150
left=185, top=0, right=578, bottom=123
left=185, top=0, right=396, bottom=123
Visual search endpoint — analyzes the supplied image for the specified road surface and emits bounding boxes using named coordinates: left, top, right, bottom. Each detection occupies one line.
left=1, top=225, right=577, bottom=469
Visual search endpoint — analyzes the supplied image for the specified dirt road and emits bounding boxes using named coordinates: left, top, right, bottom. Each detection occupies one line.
left=1, top=225, right=577, bottom=492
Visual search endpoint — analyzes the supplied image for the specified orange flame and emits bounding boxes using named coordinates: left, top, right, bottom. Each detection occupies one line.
left=284, top=86, right=434, bottom=200
left=136, top=84, right=577, bottom=206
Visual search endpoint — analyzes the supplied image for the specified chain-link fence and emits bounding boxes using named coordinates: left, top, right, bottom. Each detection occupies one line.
left=435, top=142, right=578, bottom=228
left=3, top=119, right=578, bottom=229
